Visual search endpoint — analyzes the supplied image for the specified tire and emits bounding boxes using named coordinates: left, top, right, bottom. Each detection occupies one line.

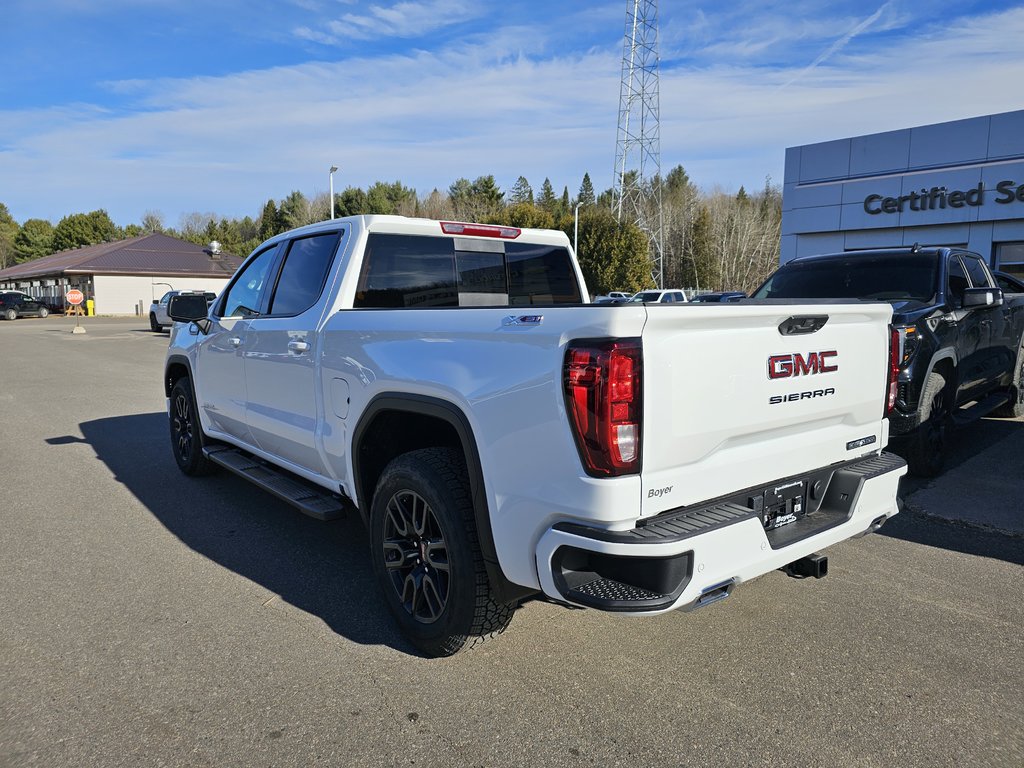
left=150, top=313, right=162, bottom=333
left=906, top=370, right=951, bottom=477
left=4, top=309, right=15, bottom=321
left=169, top=378, right=215, bottom=476
left=993, top=341, right=1024, bottom=418
left=370, top=447, right=514, bottom=657
left=38, top=307, right=48, bottom=318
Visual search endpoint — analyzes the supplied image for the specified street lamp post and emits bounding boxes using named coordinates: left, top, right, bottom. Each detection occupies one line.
left=329, top=165, right=339, bottom=220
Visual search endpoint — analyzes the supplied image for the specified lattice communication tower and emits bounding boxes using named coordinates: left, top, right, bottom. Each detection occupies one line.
left=613, top=0, right=665, bottom=288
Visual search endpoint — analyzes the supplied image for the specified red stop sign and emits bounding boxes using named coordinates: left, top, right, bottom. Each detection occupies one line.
left=66, top=289, right=84, bottom=305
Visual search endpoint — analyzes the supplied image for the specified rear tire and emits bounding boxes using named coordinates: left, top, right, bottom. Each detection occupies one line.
left=4, top=309, right=15, bottom=321
left=369, top=447, right=514, bottom=657
left=906, top=370, right=951, bottom=477
left=38, top=307, right=48, bottom=318
left=993, top=341, right=1024, bottom=418
left=169, top=378, right=214, bottom=476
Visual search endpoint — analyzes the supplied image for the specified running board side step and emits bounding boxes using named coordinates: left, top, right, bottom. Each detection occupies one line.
left=203, top=445, right=346, bottom=521
left=952, top=391, right=1011, bottom=426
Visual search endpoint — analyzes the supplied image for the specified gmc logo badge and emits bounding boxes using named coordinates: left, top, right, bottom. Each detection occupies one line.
left=768, top=351, right=838, bottom=379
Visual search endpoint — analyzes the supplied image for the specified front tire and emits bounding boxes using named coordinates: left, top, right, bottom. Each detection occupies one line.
left=150, top=313, right=162, bottom=333
left=370, top=448, right=514, bottom=657
left=169, top=378, right=214, bottom=476
left=906, top=370, right=951, bottom=477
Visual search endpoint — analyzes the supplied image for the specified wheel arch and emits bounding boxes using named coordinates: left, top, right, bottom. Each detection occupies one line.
left=164, top=354, right=193, bottom=398
left=352, top=392, right=532, bottom=604
left=924, top=350, right=956, bottom=406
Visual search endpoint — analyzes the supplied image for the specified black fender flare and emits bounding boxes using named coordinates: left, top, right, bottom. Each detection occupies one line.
left=164, top=353, right=194, bottom=397
left=352, top=392, right=533, bottom=603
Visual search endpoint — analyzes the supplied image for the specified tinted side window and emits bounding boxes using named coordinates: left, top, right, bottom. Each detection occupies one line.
left=506, top=243, right=582, bottom=306
left=269, top=232, right=341, bottom=316
left=222, top=245, right=279, bottom=317
left=961, top=255, right=992, bottom=288
left=355, top=234, right=457, bottom=308
left=947, top=257, right=968, bottom=309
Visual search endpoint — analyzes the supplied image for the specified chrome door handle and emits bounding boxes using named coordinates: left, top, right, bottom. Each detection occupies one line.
left=229, top=337, right=242, bottom=347
left=287, top=340, right=310, bottom=353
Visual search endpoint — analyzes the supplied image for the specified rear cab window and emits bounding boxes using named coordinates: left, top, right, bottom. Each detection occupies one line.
left=354, top=234, right=583, bottom=309
left=754, top=254, right=940, bottom=302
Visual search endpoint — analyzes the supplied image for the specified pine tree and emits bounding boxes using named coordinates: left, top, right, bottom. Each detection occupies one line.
left=259, top=200, right=279, bottom=241
left=510, top=176, right=534, bottom=204
left=577, top=173, right=596, bottom=207
left=538, top=178, right=556, bottom=212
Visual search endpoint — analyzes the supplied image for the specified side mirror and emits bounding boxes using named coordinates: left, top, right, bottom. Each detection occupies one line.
left=168, top=294, right=210, bottom=322
left=962, top=287, right=1003, bottom=308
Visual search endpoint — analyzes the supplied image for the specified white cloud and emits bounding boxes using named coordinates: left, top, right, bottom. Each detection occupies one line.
left=780, top=2, right=892, bottom=88
left=296, top=0, right=483, bottom=43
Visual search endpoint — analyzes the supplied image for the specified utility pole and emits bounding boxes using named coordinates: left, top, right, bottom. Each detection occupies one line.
left=613, top=0, right=665, bottom=288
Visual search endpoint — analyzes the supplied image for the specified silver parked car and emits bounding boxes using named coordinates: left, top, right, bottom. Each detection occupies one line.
left=150, top=290, right=217, bottom=332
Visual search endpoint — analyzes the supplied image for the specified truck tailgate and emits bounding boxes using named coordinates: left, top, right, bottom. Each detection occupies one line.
left=640, top=302, right=893, bottom=516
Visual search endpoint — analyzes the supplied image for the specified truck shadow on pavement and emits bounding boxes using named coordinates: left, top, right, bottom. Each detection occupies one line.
left=880, top=417, right=1024, bottom=566
left=878, top=510, right=1023, bottom=566
left=64, top=412, right=420, bottom=655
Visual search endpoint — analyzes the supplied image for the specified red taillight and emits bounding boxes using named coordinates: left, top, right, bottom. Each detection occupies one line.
left=887, top=326, right=901, bottom=414
left=563, top=339, right=643, bottom=476
left=439, top=221, right=521, bottom=239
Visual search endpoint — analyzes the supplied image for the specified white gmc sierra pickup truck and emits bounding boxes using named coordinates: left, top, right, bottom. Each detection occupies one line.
left=164, top=215, right=907, bottom=656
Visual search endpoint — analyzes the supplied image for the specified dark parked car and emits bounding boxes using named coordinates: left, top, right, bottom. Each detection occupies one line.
left=995, top=271, right=1024, bottom=294
left=690, top=291, right=746, bottom=303
left=753, top=247, right=1024, bottom=476
left=0, top=292, right=50, bottom=320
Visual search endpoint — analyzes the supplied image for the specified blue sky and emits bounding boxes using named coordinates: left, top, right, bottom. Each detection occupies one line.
left=2, top=0, right=1022, bottom=229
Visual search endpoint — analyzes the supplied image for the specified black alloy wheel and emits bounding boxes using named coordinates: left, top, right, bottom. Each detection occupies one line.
left=907, top=370, right=950, bottom=477
left=169, top=378, right=213, bottom=476
left=381, top=489, right=451, bottom=623
left=369, top=448, right=514, bottom=656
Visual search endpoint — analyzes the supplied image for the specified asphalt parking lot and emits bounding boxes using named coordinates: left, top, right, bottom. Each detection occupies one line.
left=1, top=316, right=1022, bottom=768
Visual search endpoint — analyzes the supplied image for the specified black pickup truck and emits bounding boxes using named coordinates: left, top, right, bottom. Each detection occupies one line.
left=753, top=246, right=1024, bottom=476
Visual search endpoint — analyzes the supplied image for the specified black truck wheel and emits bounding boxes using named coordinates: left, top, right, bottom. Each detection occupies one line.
left=150, top=313, right=162, bottom=333
left=906, top=370, right=951, bottom=477
left=370, top=447, right=514, bottom=657
left=169, top=378, right=214, bottom=476
left=993, top=341, right=1024, bottom=418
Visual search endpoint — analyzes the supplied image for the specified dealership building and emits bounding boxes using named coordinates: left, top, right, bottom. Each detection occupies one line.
left=0, top=233, right=242, bottom=315
left=781, top=108, right=1024, bottom=279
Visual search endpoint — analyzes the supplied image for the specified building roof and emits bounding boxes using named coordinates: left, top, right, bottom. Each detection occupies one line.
left=0, top=233, right=244, bottom=281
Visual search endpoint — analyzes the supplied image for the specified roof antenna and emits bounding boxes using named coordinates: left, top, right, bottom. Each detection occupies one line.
left=910, top=242, right=921, bottom=253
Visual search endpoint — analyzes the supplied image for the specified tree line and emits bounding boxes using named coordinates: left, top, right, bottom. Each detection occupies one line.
left=0, top=167, right=782, bottom=296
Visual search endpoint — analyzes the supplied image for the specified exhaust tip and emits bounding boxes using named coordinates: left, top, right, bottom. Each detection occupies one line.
left=693, top=579, right=735, bottom=609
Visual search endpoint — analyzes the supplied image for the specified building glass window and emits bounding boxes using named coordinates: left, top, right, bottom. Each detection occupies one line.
left=995, top=242, right=1024, bottom=279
